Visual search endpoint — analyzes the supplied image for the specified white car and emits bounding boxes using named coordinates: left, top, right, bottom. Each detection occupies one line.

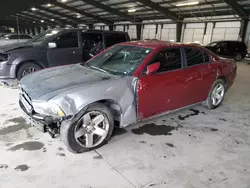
left=0, top=34, right=32, bottom=46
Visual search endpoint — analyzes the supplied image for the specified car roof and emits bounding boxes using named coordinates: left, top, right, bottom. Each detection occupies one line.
left=56, top=28, right=127, bottom=34
left=120, top=40, right=200, bottom=49
left=211, top=40, right=244, bottom=43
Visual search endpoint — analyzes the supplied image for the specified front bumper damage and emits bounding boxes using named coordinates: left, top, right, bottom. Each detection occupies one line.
left=19, top=90, right=61, bottom=138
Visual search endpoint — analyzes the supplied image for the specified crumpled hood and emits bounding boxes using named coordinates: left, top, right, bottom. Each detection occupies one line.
left=0, top=42, right=33, bottom=53
left=20, top=64, right=115, bottom=100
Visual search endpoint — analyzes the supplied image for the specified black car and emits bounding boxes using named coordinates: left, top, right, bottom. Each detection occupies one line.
left=205, top=40, right=247, bottom=61
left=0, top=28, right=130, bottom=81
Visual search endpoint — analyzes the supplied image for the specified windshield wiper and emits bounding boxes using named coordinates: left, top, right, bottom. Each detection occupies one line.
left=90, top=66, right=110, bottom=74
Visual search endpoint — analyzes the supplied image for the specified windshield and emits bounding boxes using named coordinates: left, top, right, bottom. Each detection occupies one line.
left=207, top=41, right=218, bottom=47
left=28, top=29, right=62, bottom=45
left=85, top=45, right=152, bottom=76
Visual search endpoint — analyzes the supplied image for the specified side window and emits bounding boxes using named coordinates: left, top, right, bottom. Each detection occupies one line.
left=81, top=32, right=103, bottom=49
left=54, top=32, right=78, bottom=48
left=81, top=32, right=103, bottom=56
left=20, top=35, right=32, bottom=39
left=150, top=48, right=182, bottom=73
left=185, top=48, right=204, bottom=66
left=104, top=33, right=127, bottom=48
left=9, top=35, right=19, bottom=39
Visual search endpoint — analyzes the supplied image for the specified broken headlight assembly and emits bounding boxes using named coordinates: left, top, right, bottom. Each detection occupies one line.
left=32, top=102, right=66, bottom=117
left=0, top=53, right=10, bottom=62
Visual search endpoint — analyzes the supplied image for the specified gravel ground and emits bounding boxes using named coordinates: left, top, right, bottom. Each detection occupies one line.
left=0, top=62, right=250, bottom=188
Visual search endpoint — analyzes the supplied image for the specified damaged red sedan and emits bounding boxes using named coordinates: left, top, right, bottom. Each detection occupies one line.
left=19, top=40, right=237, bottom=153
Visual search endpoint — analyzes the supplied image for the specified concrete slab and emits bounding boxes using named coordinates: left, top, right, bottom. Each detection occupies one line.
left=0, top=62, right=250, bottom=188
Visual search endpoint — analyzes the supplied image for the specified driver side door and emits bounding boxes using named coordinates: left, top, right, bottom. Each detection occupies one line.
left=47, top=31, right=82, bottom=67
left=137, top=47, right=190, bottom=119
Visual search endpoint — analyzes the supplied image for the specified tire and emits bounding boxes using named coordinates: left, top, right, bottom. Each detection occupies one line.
left=234, top=53, right=242, bottom=61
left=204, top=79, right=226, bottom=109
left=60, top=103, right=114, bottom=153
left=16, top=62, right=42, bottom=80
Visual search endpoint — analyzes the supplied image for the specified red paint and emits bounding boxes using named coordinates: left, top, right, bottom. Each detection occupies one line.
left=121, top=40, right=236, bottom=120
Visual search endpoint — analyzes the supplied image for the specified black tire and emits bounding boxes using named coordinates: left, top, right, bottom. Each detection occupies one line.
left=204, top=79, right=226, bottom=109
left=60, top=103, right=114, bottom=153
left=16, top=62, right=42, bottom=80
left=234, top=53, right=242, bottom=61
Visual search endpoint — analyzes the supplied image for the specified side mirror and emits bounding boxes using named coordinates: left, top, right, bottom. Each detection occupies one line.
left=48, top=42, right=57, bottom=49
left=146, top=62, right=160, bottom=75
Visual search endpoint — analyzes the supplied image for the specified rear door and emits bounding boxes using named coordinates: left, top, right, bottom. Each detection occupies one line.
left=137, top=47, right=190, bottom=119
left=183, top=47, right=217, bottom=104
left=81, top=31, right=103, bottom=61
left=47, top=31, right=82, bottom=67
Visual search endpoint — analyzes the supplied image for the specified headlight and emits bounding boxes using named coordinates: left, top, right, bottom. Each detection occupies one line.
left=32, top=102, right=66, bottom=117
left=0, top=53, right=10, bottom=62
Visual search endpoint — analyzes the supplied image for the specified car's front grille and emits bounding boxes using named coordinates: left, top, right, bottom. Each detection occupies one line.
left=19, top=87, right=33, bottom=113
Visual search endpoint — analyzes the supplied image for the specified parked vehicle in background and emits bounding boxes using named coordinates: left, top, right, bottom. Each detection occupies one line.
left=19, top=40, right=237, bottom=153
left=245, top=52, right=250, bottom=64
left=205, top=40, right=247, bottom=61
left=0, top=28, right=130, bottom=82
left=0, top=34, right=32, bottom=46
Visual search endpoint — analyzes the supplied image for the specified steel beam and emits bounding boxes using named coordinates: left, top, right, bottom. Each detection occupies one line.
left=37, top=5, right=80, bottom=25
left=132, top=0, right=179, bottom=21
left=223, top=0, right=248, bottom=17
left=52, top=1, right=113, bottom=25
left=81, top=0, right=140, bottom=22
left=35, top=11, right=71, bottom=26
left=17, top=13, right=54, bottom=26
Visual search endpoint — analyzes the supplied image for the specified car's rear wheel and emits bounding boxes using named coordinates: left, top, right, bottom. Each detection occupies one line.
left=234, top=53, right=242, bottom=61
left=204, top=79, right=226, bottom=109
left=60, top=103, right=114, bottom=153
left=17, top=62, right=42, bottom=80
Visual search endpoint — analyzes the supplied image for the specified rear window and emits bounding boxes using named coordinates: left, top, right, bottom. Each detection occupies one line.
left=237, top=42, right=247, bottom=50
left=184, top=48, right=204, bottom=66
left=104, top=33, right=127, bottom=48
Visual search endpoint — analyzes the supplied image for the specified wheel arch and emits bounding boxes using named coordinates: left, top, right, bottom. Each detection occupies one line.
left=15, top=60, right=45, bottom=77
left=83, top=99, right=123, bottom=128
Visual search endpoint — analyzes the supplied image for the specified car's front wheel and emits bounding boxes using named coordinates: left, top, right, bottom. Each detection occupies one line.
left=234, top=53, right=242, bottom=61
left=17, top=62, right=42, bottom=80
left=60, top=103, right=114, bottom=153
left=205, top=79, right=226, bottom=109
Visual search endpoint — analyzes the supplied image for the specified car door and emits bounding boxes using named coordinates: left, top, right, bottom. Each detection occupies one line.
left=47, top=31, right=82, bottom=67
left=183, top=47, right=217, bottom=104
left=215, top=42, right=227, bottom=57
left=81, top=31, right=103, bottom=62
left=137, top=47, right=190, bottom=119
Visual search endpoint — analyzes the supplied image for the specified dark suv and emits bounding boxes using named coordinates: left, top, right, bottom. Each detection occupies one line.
left=205, top=40, right=247, bottom=61
left=0, top=28, right=130, bottom=81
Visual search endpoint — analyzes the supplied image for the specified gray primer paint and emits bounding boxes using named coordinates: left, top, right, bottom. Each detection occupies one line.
left=20, top=64, right=137, bottom=127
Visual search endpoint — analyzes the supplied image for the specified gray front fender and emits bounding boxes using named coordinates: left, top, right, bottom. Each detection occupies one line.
left=51, top=76, right=138, bottom=127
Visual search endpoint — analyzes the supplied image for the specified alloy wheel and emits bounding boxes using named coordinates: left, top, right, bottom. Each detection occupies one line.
left=211, top=83, right=225, bottom=106
left=22, top=67, right=36, bottom=77
left=235, top=54, right=242, bottom=61
left=74, top=111, right=109, bottom=148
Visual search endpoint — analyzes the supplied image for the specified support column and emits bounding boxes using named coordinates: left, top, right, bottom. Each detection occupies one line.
left=88, top=24, right=93, bottom=30
left=109, top=25, right=114, bottom=31
left=239, top=19, right=248, bottom=42
left=136, top=23, right=142, bottom=40
left=176, top=21, right=182, bottom=42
